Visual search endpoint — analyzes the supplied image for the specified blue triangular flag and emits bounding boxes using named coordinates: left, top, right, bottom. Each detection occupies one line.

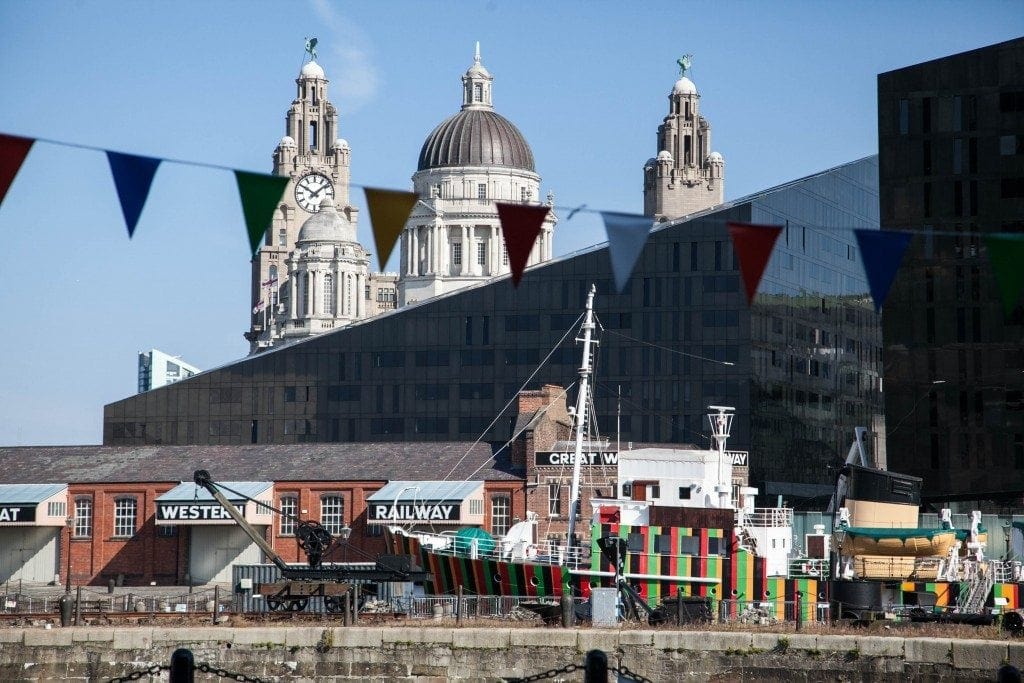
left=854, top=229, right=914, bottom=313
left=601, top=211, right=652, bottom=293
left=106, top=151, right=161, bottom=237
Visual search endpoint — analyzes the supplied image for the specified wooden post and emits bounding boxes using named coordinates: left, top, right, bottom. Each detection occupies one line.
left=343, top=588, right=352, bottom=626
left=676, top=594, right=684, bottom=627
left=74, top=586, right=82, bottom=626
left=456, top=585, right=463, bottom=626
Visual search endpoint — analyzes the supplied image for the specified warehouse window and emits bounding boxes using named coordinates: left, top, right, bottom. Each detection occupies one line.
left=320, top=495, right=345, bottom=535
left=490, top=494, right=511, bottom=536
left=74, top=498, right=92, bottom=538
left=279, top=495, right=297, bottom=536
left=113, top=498, right=137, bottom=538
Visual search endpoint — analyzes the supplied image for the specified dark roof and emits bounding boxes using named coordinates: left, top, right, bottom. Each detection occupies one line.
left=417, top=109, right=534, bottom=172
left=0, top=442, right=522, bottom=485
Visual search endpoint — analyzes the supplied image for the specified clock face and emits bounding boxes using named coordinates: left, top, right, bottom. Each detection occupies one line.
left=294, top=173, right=335, bottom=213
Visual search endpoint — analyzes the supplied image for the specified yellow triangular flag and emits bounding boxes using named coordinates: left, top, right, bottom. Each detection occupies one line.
left=364, top=188, right=418, bottom=272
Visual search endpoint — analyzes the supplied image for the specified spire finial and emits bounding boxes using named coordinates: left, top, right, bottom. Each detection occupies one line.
left=474, top=41, right=481, bottom=64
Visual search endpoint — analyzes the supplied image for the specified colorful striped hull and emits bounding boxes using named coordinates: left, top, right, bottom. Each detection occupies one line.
left=902, top=581, right=1024, bottom=610
left=387, top=530, right=573, bottom=597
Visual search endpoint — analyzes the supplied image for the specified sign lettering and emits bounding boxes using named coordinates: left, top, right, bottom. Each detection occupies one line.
left=0, top=505, right=35, bottom=523
left=728, top=451, right=749, bottom=466
left=369, top=503, right=460, bottom=522
left=156, top=502, right=244, bottom=522
left=534, top=451, right=618, bottom=467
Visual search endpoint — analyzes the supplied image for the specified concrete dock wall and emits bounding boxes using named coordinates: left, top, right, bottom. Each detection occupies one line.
left=1, top=626, right=1021, bottom=681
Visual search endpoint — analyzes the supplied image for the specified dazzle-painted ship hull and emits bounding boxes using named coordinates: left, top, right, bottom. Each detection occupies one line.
left=387, top=521, right=821, bottom=621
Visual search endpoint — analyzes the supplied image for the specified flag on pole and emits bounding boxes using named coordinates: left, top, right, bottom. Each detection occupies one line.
left=252, top=300, right=266, bottom=314
left=262, top=276, right=278, bottom=287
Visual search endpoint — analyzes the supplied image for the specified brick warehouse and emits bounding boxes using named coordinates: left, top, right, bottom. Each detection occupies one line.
left=0, top=442, right=522, bottom=586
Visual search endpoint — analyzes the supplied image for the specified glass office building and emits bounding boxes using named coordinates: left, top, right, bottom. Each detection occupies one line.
left=105, top=156, right=882, bottom=497
left=878, top=39, right=1024, bottom=505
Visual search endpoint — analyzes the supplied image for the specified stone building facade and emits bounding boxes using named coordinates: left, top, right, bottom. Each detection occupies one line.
left=643, top=58, right=725, bottom=222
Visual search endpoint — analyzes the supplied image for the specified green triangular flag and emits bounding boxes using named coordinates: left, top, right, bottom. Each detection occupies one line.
left=234, top=171, right=289, bottom=256
left=984, top=233, right=1024, bottom=317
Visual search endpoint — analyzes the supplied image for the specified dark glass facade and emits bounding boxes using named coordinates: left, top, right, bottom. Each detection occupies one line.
left=879, top=38, right=1024, bottom=504
left=104, top=157, right=882, bottom=497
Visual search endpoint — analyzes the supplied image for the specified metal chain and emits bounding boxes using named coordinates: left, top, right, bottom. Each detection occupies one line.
left=106, top=664, right=168, bottom=683
left=196, top=662, right=269, bottom=683
left=614, top=664, right=653, bottom=683
left=505, top=662, right=579, bottom=682
left=106, top=662, right=267, bottom=683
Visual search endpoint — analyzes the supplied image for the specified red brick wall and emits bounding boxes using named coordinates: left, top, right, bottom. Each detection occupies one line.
left=60, top=478, right=527, bottom=585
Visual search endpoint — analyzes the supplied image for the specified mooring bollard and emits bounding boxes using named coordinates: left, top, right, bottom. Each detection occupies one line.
left=58, top=593, right=73, bottom=627
left=583, top=650, right=608, bottom=683
left=169, top=648, right=194, bottom=683
left=560, top=594, right=575, bottom=628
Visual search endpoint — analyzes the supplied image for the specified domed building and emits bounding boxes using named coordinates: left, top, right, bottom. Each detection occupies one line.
left=397, top=44, right=556, bottom=306
left=643, top=56, right=724, bottom=222
left=276, top=197, right=371, bottom=342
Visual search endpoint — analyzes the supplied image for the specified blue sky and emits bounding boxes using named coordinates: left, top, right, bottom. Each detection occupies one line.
left=0, top=1, right=1020, bottom=446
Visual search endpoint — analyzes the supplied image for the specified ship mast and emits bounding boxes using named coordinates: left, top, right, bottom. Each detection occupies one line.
left=566, top=284, right=597, bottom=562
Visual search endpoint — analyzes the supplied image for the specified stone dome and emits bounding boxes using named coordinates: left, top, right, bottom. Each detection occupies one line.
left=707, top=151, right=724, bottom=163
left=279, top=135, right=296, bottom=147
left=657, top=150, right=673, bottom=161
left=332, top=138, right=349, bottom=150
left=296, top=198, right=356, bottom=244
left=417, top=109, right=535, bottom=172
left=672, top=76, right=697, bottom=95
left=301, top=61, right=325, bottom=79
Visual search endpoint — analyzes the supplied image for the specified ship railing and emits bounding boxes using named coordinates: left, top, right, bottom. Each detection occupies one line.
left=415, top=531, right=591, bottom=568
left=990, top=559, right=1021, bottom=583
left=788, top=557, right=830, bottom=579
left=737, top=507, right=794, bottom=528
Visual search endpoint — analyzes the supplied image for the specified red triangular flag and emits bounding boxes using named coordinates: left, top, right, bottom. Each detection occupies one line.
left=727, top=221, right=783, bottom=305
left=496, top=203, right=549, bottom=287
left=0, top=134, right=35, bottom=207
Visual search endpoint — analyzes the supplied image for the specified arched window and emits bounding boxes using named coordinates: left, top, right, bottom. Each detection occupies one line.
left=324, top=273, right=334, bottom=315
left=474, top=83, right=483, bottom=102
left=320, top=495, right=345, bottom=534
left=278, top=228, right=286, bottom=247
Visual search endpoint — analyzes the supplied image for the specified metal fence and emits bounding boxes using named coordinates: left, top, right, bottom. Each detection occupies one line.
left=716, top=598, right=830, bottom=625
left=1, top=585, right=232, bottom=616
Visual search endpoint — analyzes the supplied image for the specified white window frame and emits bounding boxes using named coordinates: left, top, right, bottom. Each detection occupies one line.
left=490, top=494, right=511, bottom=536
left=113, top=498, right=137, bottom=538
left=320, top=495, right=345, bottom=535
left=547, top=481, right=561, bottom=517
left=452, top=242, right=462, bottom=266
left=279, top=495, right=297, bottom=536
left=74, top=498, right=92, bottom=538
left=477, top=242, right=486, bottom=266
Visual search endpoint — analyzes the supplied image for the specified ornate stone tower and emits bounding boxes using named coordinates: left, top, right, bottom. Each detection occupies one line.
left=397, top=44, right=556, bottom=306
left=643, top=56, right=724, bottom=222
left=246, top=47, right=359, bottom=353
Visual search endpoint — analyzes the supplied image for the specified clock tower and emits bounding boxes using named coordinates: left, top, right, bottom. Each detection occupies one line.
left=245, top=53, right=359, bottom=353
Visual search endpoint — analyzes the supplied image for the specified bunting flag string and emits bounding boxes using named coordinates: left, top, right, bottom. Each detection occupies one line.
left=601, top=211, right=653, bottom=293
left=0, top=134, right=35, bottom=207
left=496, top=203, right=549, bottom=287
left=106, top=152, right=162, bottom=238
left=4, top=129, right=1024, bottom=300
left=234, top=171, right=290, bottom=256
left=363, top=188, right=418, bottom=272
left=727, top=222, right=783, bottom=305
left=853, top=229, right=914, bottom=313
left=983, top=234, right=1024, bottom=317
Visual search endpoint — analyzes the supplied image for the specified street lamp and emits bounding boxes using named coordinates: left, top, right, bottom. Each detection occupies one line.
left=1004, top=520, right=1012, bottom=561
left=64, top=515, right=75, bottom=593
